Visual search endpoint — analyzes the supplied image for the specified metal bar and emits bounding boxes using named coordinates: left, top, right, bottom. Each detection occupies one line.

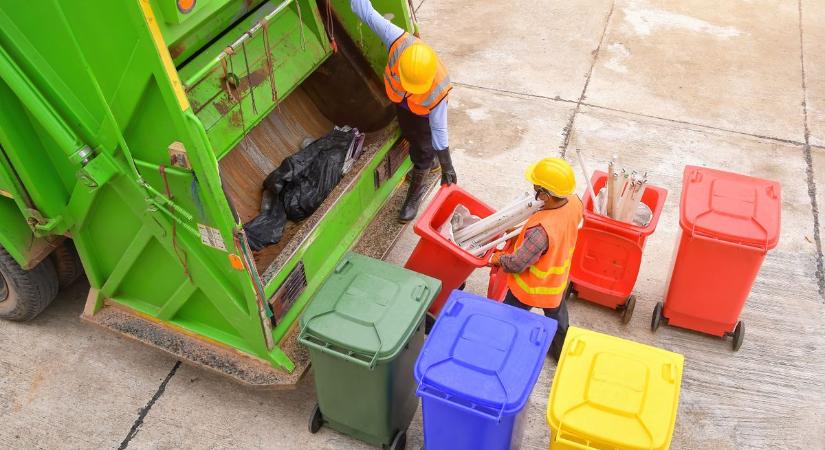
left=0, top=43, right=84, bottom=161
left=143, top=183, right=195, bottom=222
left=575, top=148, right=599, bottom=215
left=100, top=226, right=153, bottom=297
left=156, top=281, right=197, bottom=320
left=183, top=0, right=295, bottom=88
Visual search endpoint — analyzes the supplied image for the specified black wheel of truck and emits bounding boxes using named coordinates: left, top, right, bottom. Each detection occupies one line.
left=651, top=302, right=664, bottom=332
left=50, top=240, right=84, bottom=287
left=308, top=403, right=323, bottom=434
left=0, top=247, right=59, bottom=321
left=389, top=430, right=407, bottom=450
left=732, top=321, right=745, bottom=352
left=621, top=295, right=636, bottom=324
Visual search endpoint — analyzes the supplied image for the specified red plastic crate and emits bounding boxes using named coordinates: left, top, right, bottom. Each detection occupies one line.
left=404, top=185, right=498, bottom=315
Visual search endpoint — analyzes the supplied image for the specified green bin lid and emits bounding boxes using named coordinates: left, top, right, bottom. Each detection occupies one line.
left=299, top=252, right=440, bottom=366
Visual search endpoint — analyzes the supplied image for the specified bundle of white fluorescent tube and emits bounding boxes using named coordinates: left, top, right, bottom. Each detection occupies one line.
left=446, top=193, right=543, bottom=257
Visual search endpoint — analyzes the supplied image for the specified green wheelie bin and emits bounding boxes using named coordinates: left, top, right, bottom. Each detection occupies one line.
left=299, top=252, right=440, bottom=449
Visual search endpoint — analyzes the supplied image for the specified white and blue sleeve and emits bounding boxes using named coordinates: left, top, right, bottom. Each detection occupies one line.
left=350, top=0, right=405, bottom=49
left=429, top=101, right=449, bottom=151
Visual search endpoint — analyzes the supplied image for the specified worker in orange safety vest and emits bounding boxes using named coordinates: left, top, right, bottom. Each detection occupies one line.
left=350, top=0, right=456, bottom=223
left=490, top=158, right=583, bottom=361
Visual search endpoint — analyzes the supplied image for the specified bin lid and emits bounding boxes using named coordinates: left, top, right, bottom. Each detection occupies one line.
left=680, top=166, right=781, bottom=249
left=299, top=252, right=440, bottom=363
left=414, top=291, right=556, bottom=416
left=547, top=327, right=684, bottom=450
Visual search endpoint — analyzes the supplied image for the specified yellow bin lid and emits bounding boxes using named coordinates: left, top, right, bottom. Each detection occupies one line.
left=547, top=327, right=684, bottom=450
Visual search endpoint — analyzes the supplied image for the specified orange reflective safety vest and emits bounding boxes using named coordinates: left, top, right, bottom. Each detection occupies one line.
left=384, top=32, right=452, bottom=116
left=507, top=196, right=584, bottom=308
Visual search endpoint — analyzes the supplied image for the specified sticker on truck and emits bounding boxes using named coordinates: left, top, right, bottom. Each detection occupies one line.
left=197, top=224, right=227, bottom=251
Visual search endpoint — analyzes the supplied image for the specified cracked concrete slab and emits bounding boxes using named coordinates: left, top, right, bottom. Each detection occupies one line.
left=415, top=0, right=613, bottom=101
left=0, top=281, right=178, bottom=449
left=123, top=367, right=406, bottom=450
left=811, top=147, right=825, bottom=300
left=585, top=0, right=806, bottom=142
left=803, top=0, right=825, bottom=146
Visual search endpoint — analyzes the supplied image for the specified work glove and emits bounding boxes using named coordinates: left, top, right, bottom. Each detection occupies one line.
left=436, top=148, right=457, bottom=186
left=489, top=251, right=503, bottom=267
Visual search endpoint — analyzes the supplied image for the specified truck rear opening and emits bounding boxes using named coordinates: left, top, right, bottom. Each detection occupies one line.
left=219, top=58, right=394, bottom=277
left=177, top=0, right=398, bottom=277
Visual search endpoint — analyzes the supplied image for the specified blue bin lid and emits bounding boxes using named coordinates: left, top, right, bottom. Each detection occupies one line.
left=414, top=291, right=556, bottom=416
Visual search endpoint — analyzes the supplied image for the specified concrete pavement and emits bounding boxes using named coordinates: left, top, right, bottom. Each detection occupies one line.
left=2, top=0, right=825, bottom=449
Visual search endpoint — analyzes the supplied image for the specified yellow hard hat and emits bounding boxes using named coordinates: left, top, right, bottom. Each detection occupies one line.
left=399, top=43, right=437, bottom=94
left=525, top=157, right=576, bottom=197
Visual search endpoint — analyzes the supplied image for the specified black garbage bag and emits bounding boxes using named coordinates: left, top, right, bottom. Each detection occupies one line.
left=243, top=193, right=287, bottom=251
left=243, top=127, right=364, bottom=251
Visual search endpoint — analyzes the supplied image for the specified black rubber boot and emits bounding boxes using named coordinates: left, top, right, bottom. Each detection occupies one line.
left=436, top=148, right=457, bottom=185
left=399, top=169, right=429, bottom=223
left=405, top=157, right=440, bottom=181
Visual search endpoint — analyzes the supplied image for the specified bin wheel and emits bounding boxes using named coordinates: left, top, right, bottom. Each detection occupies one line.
left=308, top=404, right=323, bottom=434
left=424, top=313, right=436, bottom=335
left=732, top=321, right=745, bottom=351
left=389, top=430, right=407, bottom=450
left=651, top=302, right=664, bottom=332
left=621, top=295, right=636, bottom=324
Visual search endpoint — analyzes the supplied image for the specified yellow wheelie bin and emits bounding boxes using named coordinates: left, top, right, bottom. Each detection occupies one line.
left=547, top=327, right=684, bottom=449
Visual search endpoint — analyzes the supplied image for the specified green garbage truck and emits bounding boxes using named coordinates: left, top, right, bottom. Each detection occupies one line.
left=0, top=0, right=420, bottom=386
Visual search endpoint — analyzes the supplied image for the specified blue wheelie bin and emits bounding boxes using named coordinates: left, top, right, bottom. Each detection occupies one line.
left=414, top=290, right=556, bottom=450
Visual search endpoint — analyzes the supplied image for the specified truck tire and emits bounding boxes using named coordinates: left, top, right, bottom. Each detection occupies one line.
left=50, top=241, right=84, bottom=287
left=0, top=247, right=59, bottom=321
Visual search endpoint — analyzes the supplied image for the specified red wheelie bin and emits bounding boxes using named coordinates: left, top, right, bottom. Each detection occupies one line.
left=568, top=171, right=668, bottom=323
left=652, top=166, right=781, bottom=351
left=404, top=185, right=499, bottom=325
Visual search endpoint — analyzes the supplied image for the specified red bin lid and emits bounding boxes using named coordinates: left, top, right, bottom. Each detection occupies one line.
left=680, top=166, right=781, bottom=249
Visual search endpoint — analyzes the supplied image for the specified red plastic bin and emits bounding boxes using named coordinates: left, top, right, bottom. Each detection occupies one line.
left=653, top=166, right=781, bottom=351
left=404, top=185, right=498, bottom=316
left=568, top=171, right=668, bottom=322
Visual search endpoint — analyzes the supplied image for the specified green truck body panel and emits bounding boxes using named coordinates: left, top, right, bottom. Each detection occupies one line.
left=0, top=0, right=415, bottom=376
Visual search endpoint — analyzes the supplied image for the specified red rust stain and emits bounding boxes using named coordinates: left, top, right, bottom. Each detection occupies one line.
left=169, top=42, right=187, bottom=60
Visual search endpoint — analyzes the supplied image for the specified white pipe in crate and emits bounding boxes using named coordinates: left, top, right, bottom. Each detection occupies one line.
left=457, top=211, right=532, bottom=250
left=453, top=194, right=533, bottom=241
left=575, top=149, right=600, bottom=215
left=607, top=155, right=617, bottom=218
left=452, top=193, right=541, bottom=243
left=469, top=227, right=525, bottom=257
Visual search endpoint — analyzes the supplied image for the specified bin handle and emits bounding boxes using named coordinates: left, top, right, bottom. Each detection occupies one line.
left=334, top=259, right=352, bottom=274
left=690, top=210, right=769, bottom=253
left=299, top=333, right=381, bottom=369
left=416, top=358, right=508, bottom=423
left=529, top=326, right=547, bottom=346
left=412, top=284, right=430, bottom=302
left=299, top=311, right=383, bottom=370
left=553, top=434, right=596, bottom=450
left=689, top=224, right=768, bottom=254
